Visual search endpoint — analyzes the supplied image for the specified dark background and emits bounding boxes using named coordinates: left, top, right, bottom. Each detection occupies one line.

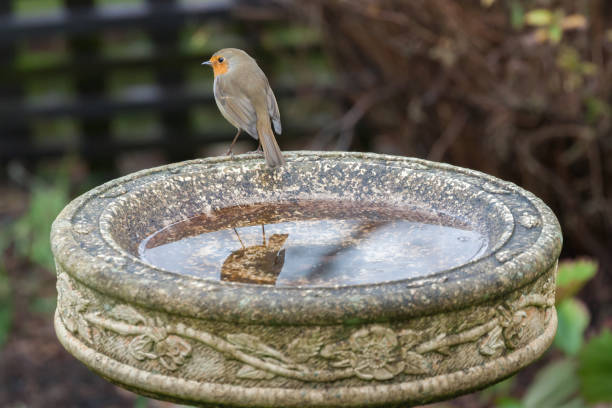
left=1, top=0, right=611, bottom=407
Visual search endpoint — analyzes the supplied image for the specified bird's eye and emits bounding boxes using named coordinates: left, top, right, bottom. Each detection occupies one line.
left=218, top=57, right=224, bottom=63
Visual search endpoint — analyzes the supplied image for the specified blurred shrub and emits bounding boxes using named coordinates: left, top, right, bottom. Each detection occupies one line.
left=507, top=327, right=612, bottom=408
left=556, top=259, right=598, bottom=303
left=10, top=179, right=69, bottom=271
left=0, top=266, right=11, bottom=347
left=294, top=1, right=612, bottom=306
left=578, top=329, right=612, bottom=403
left=490, top=259, right=612, bottom=407
left=1, top=160, right=73, bottom=272
left=0, top=159, right=75, bottom=343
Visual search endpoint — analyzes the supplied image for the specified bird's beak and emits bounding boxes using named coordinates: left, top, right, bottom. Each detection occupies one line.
left=202, top=60, right=212, bottom=66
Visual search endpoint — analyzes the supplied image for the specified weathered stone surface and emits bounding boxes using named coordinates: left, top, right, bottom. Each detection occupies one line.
left=51, top=151, right=562, bottom=407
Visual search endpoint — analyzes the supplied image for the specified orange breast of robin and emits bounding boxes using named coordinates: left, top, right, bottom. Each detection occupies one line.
left=212, top=59, right=229, bottom=76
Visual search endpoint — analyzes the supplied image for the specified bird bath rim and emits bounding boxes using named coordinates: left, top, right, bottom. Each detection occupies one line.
left=51, top=151, right=561, bottom=326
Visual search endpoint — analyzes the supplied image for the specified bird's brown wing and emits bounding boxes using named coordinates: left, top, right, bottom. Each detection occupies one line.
left=266, top=86, right=282, bottom=134
left=214, top=77, right=258, bottom=138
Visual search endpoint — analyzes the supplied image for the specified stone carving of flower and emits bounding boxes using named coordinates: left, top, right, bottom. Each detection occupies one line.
left=128, top=328, right=191, bottom=371
left=56, top=273, right=92, bottom=344
left=502, top=311, right=527, bottom=349
left=497, top=304, right=527, bottom=350
left=348, top=326, right=404, bottom=380
left=129, top=334, right=158, bottom=361
left=156, top=335, right=192, bottom=370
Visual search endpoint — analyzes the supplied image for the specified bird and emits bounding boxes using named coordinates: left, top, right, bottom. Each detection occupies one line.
left=202, top=48, right=285, bottom=167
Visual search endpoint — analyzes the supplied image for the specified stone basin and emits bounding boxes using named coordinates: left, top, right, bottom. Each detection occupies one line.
left=51, top=151, right=562, bottom=407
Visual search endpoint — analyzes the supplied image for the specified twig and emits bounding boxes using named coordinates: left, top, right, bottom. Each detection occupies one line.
left=428, top=109, right=469, bottom=161
left=310, top=84, right=402, bottom=150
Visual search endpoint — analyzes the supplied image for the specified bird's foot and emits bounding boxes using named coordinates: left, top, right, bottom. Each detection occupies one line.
left=246, top=146, right=264, bottom=155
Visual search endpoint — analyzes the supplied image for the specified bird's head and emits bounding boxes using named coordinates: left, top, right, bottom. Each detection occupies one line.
left=202, top=48, right=253, bottom=77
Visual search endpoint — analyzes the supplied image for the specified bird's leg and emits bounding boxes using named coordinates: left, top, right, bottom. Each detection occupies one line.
left=226, top=128, right=241, bottom=156
left=261, top=224, right=266, bottom=246
left=233, top=228, right=246, bottom=249
left=247, top=141, right=264, bottom=155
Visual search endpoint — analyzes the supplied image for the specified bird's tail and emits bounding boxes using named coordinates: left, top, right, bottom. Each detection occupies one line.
left=257, top=115, right=285, bottom=168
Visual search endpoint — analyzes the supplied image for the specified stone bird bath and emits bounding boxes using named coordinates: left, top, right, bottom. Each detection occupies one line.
left=51, top=151, right=561, bottom=407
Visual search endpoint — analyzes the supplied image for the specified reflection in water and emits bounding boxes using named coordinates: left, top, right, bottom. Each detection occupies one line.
left=138, top=201, right=488, bottom=287
left=304, top=220, right=388, bottom=284
left=221, top=226, right=288, bottom=285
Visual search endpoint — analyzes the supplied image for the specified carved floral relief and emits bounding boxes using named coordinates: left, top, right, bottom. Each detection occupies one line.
left=56, top=271, right=554, bottom=382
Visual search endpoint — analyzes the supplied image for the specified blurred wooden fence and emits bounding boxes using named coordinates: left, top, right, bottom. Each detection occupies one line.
left=0, top=0, right=330, bottom=164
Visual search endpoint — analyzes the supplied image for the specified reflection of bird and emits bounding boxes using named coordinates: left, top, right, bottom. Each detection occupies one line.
left=202, top=48, right=285, bottom=167
left=221, top=225, right=288, bottom=285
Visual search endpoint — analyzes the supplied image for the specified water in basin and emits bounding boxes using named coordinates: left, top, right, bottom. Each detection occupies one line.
left=138, top=200, right=488, bottom=287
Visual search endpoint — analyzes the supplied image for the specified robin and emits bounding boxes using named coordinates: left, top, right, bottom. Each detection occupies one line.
left=202, top=48, right=285, bottom=167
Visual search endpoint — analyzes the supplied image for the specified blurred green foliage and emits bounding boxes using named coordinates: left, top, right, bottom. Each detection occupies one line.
left=1, top=160, right=71, bottom=272
left=17, top=41, right=70, bottom=72
left=512, top=5, right=587, bottom=45
left=554, top=298, right=589, bottom=355
left=11, top=1, right=333, bottom=156
left=489, top=258, right=612, bottom=408
left=14, top=0, right=143, bottom=15
left=261, top=25, right=321, bottom=49
left=584, top=97, right=612, bottom=125
left=508, top=0, right=524, bottom=30
left=578, top=330, right=612, bottom=403
left=96, top=0, right=142, bottom=7
left=556, top=259, right=598, bottom=303
left=14, top=0, right=62, bottom=15
left=30, top=295, right=58, bottom=315
left=10, top=178, right=69, bottom=272
left=553, top=259, right=597, bottom=356
left=0, top=159, right=75, bottom=345
left=0, top=267, right=12, bottom=347
left=522, top=359, right=583, bottom=408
